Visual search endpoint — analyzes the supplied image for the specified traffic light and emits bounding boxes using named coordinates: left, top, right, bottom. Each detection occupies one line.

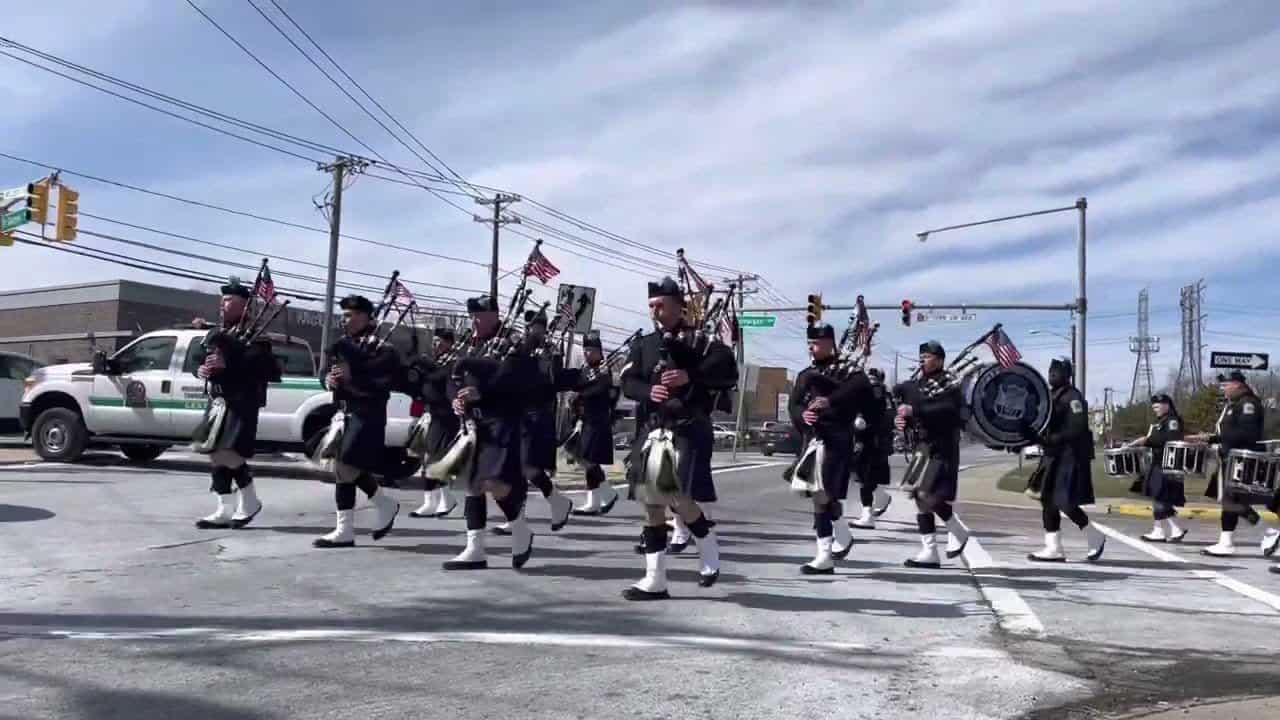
left=806, top=293, right=823, bottom=326
left=55, top=185, right=78, bottom=242
left=0, top=231, right=13, bottom=247
left=901, top=299, right=912, bottom=327
left=26, top=178, right=50, bottom=225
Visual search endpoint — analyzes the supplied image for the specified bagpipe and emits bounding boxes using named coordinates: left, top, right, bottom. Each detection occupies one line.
left=191, top=259, right=287, bottom=454
left=639, top=249, right=740, bottom=499
left=404, top=322, right=472, bottom=459
left=312, top=271, right=418, bottom=469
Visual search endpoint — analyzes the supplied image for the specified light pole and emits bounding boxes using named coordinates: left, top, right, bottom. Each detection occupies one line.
left=915, top=198, right=1087, bottom=397
left=1027, top=327, right=1077, bottom=368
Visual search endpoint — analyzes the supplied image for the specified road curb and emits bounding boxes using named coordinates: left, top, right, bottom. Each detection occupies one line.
left=1104, top=502, right=1279, bottom=522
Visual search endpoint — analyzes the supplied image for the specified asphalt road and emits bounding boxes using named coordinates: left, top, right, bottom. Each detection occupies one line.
left=1, top=446, right=1278, bottom=719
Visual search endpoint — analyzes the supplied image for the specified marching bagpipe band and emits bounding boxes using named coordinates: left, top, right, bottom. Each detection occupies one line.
left=311, top=271, right=419, bottom=469
left=560, top=328, right=644, bottom=464
left=192, top=259, right=288, bottom=454
left=784, top=295, right=880, bottom=495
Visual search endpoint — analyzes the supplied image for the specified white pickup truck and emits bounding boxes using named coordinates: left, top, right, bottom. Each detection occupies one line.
left=18, top=328, right=419, bottom=475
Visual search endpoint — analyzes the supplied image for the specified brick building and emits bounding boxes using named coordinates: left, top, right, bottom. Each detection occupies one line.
left=0, top=279, right=464, bottom=367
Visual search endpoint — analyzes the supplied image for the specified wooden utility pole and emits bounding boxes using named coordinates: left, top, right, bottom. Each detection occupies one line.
left=474, top=193, right=521, bottom=299
left=317, top=156, right=367, bottom=360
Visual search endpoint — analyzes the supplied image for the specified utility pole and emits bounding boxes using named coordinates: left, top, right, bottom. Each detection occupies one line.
left=731, top=274, right=760, bottom=461
left=474, top=193, right=521, bottom=299
left=317, top=156, right=367, bottom=361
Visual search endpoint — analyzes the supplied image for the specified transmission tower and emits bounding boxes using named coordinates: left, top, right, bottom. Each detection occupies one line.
left=1129, top=288, right=1160, bottom=404
left=1175, top=279, right=1206, bottom=396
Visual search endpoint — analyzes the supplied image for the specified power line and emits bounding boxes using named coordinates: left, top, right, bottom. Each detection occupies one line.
left=263, top=0, right=471, bottom=188
left=78, top=213, right=479, bottom=299
left=0, top=151, right=490, bottom=269
left=0, top=47, right=322, bottom=164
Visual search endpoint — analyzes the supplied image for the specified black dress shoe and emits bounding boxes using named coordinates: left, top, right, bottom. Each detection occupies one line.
left=443, top=559, right=488, bottom=570
left=622, top=586, right=670, bottom=601
left=698, top=570, right=719, bottom=587
left=945, top=538, right=969, bottom=559
left=492, top=525, right=512, bottom=536
left=194, top=519, right=231, bottom=530
left=599, top=494, right=619, bottom=516
left=313, top=538, right=355, bottom=549
left=832, top=544, right=852, bottom=560
left=512, top=536, right=533, bottom=569
left=371, top=505, right=398, bottom=541
left=667, top=540, right=689, bottom=554
left=1269, top=565, right=1280, bottom=575
left=904, top=558, right=941, bottom=569
left=801, top=564, right=835, bottom=575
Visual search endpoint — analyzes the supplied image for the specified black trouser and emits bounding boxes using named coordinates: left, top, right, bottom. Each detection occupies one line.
left=585, top=464, right=605, bottom=490
left=860, top=483, right=875, bottom=508
left=1153, top=501, right=1177, bottom=521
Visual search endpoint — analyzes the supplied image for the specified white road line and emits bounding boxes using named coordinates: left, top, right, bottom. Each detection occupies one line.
left=954, top=519, right=1046, bottom=637
left=1091, top=520, right=1280, bottom=614
left=0, top=624, right=1010, bottom=659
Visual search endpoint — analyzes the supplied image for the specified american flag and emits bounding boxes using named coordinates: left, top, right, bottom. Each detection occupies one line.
left=390, top=279, right=415, bottom=310
left=253, top=264, right=275, bottom=301
left=524, top=244, right=560, bottom=284
left=985, top=326, right=1023, bottom=369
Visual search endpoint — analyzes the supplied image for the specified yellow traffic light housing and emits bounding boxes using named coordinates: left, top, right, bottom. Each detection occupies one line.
left=55, top=185, right=78, bottom=242
left=26, top=179, right=50, bottom=225
left=0, top=231, right=13, bottom=247
left=806, top=293, right=823, bottom=326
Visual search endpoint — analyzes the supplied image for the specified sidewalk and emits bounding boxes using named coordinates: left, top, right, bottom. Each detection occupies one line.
left=1116, top=695, right=1280, bottom=719
left=0, top=447, right=37, bottom=465
left=958, top=457, right=1279, bottom=521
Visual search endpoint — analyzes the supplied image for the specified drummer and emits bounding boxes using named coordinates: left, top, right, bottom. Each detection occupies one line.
left=1123, top=393, right=1188, bottom=543
left=1187, top=371, right=1278, bottom=558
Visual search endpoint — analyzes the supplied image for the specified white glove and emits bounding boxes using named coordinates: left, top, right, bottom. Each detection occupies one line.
left=854, top=414, right=867, bottom=431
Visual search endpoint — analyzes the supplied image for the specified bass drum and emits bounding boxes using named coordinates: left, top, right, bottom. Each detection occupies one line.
left=960, top=361, right=1052, bottom=449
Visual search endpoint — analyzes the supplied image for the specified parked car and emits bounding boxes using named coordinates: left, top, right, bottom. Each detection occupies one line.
left=614, top=431, right=632, bottom=450
left=762, top=427, right=802, bottom=457
left=0, top=351, right=43, bottom=434
left=19, top=328, right=418, bottom=478
left=711, top=422, right=736, bottom=448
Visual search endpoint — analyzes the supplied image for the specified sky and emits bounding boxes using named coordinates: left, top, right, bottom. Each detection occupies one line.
left=3, top=0, right=1280, bottom=405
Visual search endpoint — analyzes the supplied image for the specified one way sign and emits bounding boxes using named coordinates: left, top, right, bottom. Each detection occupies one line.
left=556, top=283, right=596, bottom=334
left=1210, top=351, right=1269, bottom=371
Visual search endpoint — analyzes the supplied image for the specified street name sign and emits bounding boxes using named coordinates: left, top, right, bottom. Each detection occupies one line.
left=738, top=314, right=776, bottom=328
left=0, top=186, right=29, bottom=204
left=0, top=208, right=30, bottom=232
left=914, top=311, right=977, bottom=323
left=1210, top=351, right=1268, bottom=371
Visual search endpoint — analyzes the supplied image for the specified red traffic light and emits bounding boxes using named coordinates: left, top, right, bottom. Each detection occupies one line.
left=901, top=300, right=912, bottom=327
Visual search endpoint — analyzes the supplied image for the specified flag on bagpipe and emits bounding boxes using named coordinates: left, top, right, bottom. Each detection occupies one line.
left=985, top=326, right=1023, bottom=369
left=389, top=278, right=416, bottom=311
left=524, top=241, right=560, bottom=284
left=252, top=261, right=275, bottom=302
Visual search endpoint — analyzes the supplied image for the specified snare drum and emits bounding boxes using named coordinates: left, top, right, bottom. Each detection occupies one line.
left=1223, top=449, right=1280, bottom=503
left=1161, top=440, right=1208, bottom=477
left=1104, top=447, right=1145, bottom=477
left=1261, top=439, right=1280, bottom=456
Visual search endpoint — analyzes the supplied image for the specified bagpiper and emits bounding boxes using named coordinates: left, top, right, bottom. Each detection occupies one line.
left=569, top=331, right=621, bottom=516
left=407, top=327, right=460, bottom=518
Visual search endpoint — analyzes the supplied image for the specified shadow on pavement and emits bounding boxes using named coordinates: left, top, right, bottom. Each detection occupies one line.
left=718, top=591, right=983, bottom=618
left=0, top=504, right=56, bottom=522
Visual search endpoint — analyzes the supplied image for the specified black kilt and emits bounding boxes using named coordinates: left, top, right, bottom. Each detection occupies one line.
left=1143, top=461, right=1186, bottom=508
left=852, top=444, right=891, bottom=488
left=577, top=417, right=614, bottom=466
left=903, top=442, right=959, bottom=507
left=471, top=417, right=524, bottom=491
left=338, top=410, right=387, bottom=473
left=521, top=410, right=558, bottom=473
left=628, top=420, right=716, bottom=504
left=818, top=429, right=854, bottom=501
left=421, top=411, right=460, bottom=465
left=202, top=399, right=259, bottom=458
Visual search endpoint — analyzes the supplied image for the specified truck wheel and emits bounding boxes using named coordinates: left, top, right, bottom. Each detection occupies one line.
left=33, top=407, right=89, bottom=462
left=120, top=444, right=169, bottom=463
